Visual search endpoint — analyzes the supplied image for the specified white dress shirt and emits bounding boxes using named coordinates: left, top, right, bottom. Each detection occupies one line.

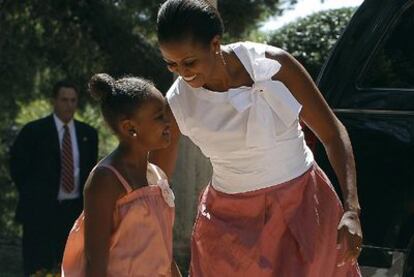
left=53, top=114, right=81, bottom=200
left=166, top=42, right=314, bottom=193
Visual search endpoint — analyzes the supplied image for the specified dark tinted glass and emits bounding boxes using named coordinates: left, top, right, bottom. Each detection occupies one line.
left=359, top=5, right=414, bottom=89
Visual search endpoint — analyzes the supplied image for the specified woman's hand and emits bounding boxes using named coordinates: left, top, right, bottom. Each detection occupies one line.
left=267, top=48, right=363, bottom=268
left=336, top=211, right=363, bottom=267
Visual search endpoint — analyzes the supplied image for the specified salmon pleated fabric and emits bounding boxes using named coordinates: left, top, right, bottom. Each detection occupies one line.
left=61, top=165, right=175, bottom=277
left=190, top=164, right=361, bottom=277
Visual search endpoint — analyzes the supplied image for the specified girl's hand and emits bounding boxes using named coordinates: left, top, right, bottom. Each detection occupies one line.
left=336, top=211, right=363, bottom=267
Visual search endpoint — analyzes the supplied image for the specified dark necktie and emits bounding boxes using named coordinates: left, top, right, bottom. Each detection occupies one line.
left=61, top=125, right=74, bottom=192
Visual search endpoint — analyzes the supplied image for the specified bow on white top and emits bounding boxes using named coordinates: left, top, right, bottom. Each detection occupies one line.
left=227, top=52, right=302, bottom=147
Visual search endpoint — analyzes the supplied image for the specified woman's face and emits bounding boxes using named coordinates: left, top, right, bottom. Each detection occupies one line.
left=159, top=38, right=219, bottom=88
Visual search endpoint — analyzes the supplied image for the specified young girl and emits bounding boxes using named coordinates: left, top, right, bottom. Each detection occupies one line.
left=61, top=74, right=181, bottom=276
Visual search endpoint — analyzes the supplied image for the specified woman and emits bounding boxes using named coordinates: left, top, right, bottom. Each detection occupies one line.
left=151, top=0, right=362, bottom=276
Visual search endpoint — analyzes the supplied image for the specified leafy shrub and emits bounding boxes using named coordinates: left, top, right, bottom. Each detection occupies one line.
left=267, top=7, right=356, bottom=79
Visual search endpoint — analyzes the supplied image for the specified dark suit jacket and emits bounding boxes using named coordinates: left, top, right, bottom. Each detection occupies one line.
left=9, top=114, right=98, bottom=224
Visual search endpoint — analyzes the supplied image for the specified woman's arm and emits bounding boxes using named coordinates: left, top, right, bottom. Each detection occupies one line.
left=271, top=50, right=360, bottom=213
left=149, top=105, right=181, bottom=180
left=84, top=167, right=123, bottom=277
left=267, top=48, right=362, bottom=262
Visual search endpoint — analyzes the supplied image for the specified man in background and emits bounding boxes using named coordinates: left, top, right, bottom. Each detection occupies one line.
left=9, top=80, right=98, bottom=276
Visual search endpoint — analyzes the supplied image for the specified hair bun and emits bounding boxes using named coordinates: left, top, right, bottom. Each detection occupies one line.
left=89, top=73, right=115, bottom=102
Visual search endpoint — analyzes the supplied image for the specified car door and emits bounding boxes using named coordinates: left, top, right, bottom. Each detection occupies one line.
left=316, top=0, right=414, bottom=268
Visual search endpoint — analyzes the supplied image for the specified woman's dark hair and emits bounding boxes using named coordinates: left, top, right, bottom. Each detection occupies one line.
left=157, top=0, right=224, bottom=46
left=89, top=73, right=156, bottom=132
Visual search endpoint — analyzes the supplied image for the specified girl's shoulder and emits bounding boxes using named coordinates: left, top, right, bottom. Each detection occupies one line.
left=84, top=165, right=126, bottom=205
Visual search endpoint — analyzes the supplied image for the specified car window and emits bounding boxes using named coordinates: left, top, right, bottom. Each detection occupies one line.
left=358, top=4, right=414, bottom=89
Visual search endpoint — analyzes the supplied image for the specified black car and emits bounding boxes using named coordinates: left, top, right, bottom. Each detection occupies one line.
left=309, top=0, right=414, bottom=275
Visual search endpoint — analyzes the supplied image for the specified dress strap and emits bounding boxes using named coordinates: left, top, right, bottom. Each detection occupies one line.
left=98, top=165, right=133, bottom=193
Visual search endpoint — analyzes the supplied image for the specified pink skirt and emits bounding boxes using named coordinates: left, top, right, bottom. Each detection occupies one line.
left=190, top=164, right=361, bottom=276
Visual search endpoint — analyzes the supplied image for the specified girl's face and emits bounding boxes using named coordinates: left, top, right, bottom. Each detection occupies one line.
left=130, top=92, right=171, bottom=150
left=159, top=38, right=220, bottom=88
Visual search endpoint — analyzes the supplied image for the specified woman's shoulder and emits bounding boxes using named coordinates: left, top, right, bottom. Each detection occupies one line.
left=264, top=45, right=290, bottom=65
left=264, top=47, right=305, bottom=84
left=228, top=41, right=296, bottom=81
left=226, top=41, right=287, bottom=82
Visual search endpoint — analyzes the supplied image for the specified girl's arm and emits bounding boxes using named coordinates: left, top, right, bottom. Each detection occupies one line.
left=267, top=48, right=362, bottom=262
left=149, top=105, right=181, bottom=180
left=84, top=167, right=124, bottom=277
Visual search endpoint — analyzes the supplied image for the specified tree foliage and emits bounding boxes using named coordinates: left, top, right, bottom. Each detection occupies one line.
left=0, top=0, right=170, bottom=114
left=0, top=1, right=335, bottom=273
left=0, top=0, right=294, bottom=115
left=219, top=0, right=297, bottom=39
left=0, top=0, right=298, bottom=242
left=267, top=7, right=356, bottom=79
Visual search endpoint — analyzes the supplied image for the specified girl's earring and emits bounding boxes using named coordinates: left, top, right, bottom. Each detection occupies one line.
left=129, top=129, right=138, bottom=137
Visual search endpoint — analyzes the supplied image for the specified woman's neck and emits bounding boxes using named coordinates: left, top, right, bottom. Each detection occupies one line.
left=203, top=46, right=251, bottom=92
left=202, top=46, right=232, bottom=92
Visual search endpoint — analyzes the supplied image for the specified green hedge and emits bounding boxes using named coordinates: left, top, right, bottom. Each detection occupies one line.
left=267, top=7, right=356, bottom=79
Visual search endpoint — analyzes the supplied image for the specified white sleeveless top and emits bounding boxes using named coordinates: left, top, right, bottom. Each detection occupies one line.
left=166, top=41, right=314, bottom=193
